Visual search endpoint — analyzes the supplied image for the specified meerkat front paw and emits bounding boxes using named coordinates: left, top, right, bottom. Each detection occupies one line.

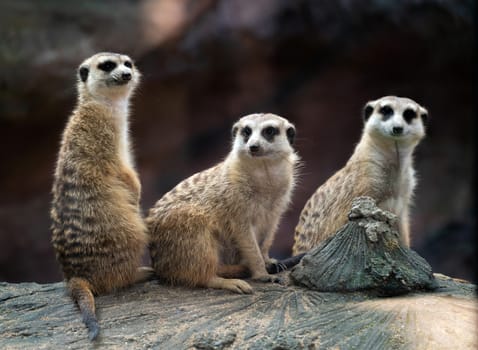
left=206, top=277, right=254, bottom=294
left=226, top=279, right=254, bottom=294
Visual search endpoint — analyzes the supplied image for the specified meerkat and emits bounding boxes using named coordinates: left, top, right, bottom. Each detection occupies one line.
left=293, top=96, right=428, bottom=254
left=50, top=52, right=150, bottom=340
left=146, top=113, right=299, bottom=294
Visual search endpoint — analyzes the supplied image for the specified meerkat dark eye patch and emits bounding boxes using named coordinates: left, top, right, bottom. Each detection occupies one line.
left=97, top=60, right=117, bottom=72
left=379, top=105, right=394, bottom=120
left=124, top=61, right=133, bottom=68
left=363, top=104, right=374, bottom=121
left=286, top=126, right=296, bottom=145
left=241, top=126, right=252, bottom=142
left=79, top=67, right=89, bottom=82
left=261, top=126, right=279, bottom=142
left=403, top=108, right=417, bottom=124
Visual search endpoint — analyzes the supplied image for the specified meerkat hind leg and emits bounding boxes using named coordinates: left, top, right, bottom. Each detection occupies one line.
left=206, top=276, right=253, bottom=294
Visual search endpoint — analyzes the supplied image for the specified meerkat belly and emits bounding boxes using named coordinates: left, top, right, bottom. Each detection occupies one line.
left=216, top=197, right=278, bottom=263
left=254, top=199, right=288, bottom=253
left=379, top=173, right=412, bottom=219
left=251, top=207, right=272, bottom=244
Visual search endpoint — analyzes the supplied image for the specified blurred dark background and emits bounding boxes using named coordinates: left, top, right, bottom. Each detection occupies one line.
left=0, top=0, right=475, bottom=283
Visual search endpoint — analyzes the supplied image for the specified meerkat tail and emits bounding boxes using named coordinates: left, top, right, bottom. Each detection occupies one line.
left=218, top=254, right=306, bottom=277
left=68, top=277, right=99, bottom=340
left=217, top=264, right=249, bottom=278
left=266, top=254, right=306, bottom=274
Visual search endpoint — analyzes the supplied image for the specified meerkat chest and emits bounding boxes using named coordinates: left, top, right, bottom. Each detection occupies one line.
left=249, top=162, right=293, bottom=195
left=380, top=165, right=415, bottom=216
left=246, top=202, right=280, bottom=243
left=113, top=102, right=134, bottom=169
left=247, top=183, right=291, bottom=237
left=119, top=126, right=133, bottom=167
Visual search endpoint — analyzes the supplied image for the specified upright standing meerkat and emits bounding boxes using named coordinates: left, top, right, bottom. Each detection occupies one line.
left=293, top=96, right=428, bottom=254
left=51, top=52, right=149, bottom=340
left=146, top=113, right=299, bottom=294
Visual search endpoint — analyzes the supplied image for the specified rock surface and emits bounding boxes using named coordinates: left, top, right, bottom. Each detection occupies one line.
left=0, top=275, right=476, bottom=349
left=291, top=197, right=438, bottom=295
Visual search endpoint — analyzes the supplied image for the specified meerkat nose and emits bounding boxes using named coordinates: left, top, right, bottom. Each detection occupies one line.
left=121, top=72, right=132, bottom=81
left=392, top=126, right=403, bottom=135
left=249, top=145, right=260, bottom=154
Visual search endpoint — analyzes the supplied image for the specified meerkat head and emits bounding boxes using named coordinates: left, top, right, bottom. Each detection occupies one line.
left=231, top=113, right=296, bottom=160
left=362, top=96, right=428, bottom=145
left=77, top=52, right=140, bottom=102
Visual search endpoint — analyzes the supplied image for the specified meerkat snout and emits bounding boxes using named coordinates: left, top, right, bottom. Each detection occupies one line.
left=121, top=72, right=132, bottom=81
left=392, top=126, right=404, bottom=136
left=249, top=144, right=260, bottom=155
left=108, top=64, right=134, bottom=86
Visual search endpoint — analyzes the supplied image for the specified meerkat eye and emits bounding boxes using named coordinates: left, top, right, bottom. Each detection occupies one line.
left=124, top=61, right=133, bottom=68
left=241, top=126, right=252, bottom=142
left=262, top=126, right=279, bottom=141
left=379, top=105, right=394, bottom=119
left=241, top=126, right=252, bottom=136
left=98, top=60, right=117, bottom=72
left=403, top=109, right=417, bottom=124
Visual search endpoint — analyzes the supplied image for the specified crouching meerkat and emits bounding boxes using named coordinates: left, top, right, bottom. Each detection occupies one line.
left=51, top=52, right=149, bottom=339
left=293, top=96, right=428, bottom=254
left=146, top=113, right=299, bottom=294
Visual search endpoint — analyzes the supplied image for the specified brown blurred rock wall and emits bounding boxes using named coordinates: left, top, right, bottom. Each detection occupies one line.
left=0, top=0, right=474, bottom=282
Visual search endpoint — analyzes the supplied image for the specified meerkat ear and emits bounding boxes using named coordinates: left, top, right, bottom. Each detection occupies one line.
left=286, top=126, right=296, bottom=145
left=232, top=124, right=239, bottom=138
left=79, top=66, right=89, bottom=82
left=421, top=112, right=428, bottom=125
left=363, top=103, right=374, bottom=121
left=419, top=107, right=429, bottom=126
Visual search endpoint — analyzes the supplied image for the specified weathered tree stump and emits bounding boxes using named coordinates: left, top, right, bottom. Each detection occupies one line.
left=0, top=274, right=476, bottom=349
left=291, top=197, right=438, bottom=295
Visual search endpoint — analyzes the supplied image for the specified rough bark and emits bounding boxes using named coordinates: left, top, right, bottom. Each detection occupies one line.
left=0, top=274, right=476, bottom=349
